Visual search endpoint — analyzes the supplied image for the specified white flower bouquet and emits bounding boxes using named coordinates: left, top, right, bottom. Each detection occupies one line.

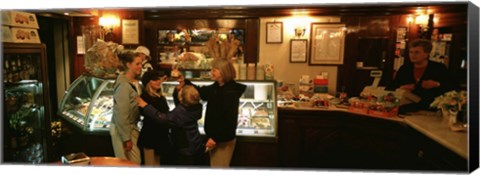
left=430, top=90, right=467, bottom=112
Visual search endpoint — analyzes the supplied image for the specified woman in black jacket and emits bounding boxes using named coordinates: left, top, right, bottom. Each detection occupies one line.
left=137, top=70, right=175, bottom=166
left=387, top=39, right=454, bottom=113
left=174, top=59, right=246, bottom=167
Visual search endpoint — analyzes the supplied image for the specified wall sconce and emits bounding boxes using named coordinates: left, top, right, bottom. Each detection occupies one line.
left=99, top=16, right=120, bottom=40
left=415, top=14, right=429, bottom=31
left=294, top=26, right=306, bottom=38
left=407, top=14, right=433, bottom=32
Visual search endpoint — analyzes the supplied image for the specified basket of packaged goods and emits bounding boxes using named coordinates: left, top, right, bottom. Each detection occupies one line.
left=348, top=97, right=370, bottom=114
left=367, top=93, right=400, bottom=118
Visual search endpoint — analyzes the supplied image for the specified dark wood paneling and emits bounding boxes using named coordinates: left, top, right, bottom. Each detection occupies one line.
left=71, top=17, right=97, bottom=80
left=348, top=15, right=396, bottom=96
left=244, top=18, right=259, bottom=63
left=231, top=141, right=278, bottom=167
left=143, top=4, right=468, bottom=19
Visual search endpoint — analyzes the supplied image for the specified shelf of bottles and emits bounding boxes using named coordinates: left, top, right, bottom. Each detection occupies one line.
left=3, top=53, right=47, bottom=163
left=3, top=54, right=39, bottom=84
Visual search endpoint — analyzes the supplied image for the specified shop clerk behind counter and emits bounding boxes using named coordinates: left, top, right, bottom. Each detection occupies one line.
left=387, top=39, right=455, bottom=113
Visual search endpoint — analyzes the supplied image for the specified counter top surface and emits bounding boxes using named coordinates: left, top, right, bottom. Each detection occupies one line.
left=279, top=105, right=405, bottom=122
left=404, top=112, right=468, bottom=159
left=278, top=106, right=468, bottom=159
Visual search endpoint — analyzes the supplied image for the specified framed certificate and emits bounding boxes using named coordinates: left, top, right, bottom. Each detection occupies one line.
left=266, top=22, right=283, bottom=44
left=122, top=19, right=139, bottom=44
left=290, top=39, right=308, bottom=63
left=76, top=36, right=85, bottom=54
left=309, top=23, right=346, bottom=65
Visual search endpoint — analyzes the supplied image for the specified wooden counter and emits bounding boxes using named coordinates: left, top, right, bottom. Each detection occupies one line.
left=277, top=106, right=468, bottom=172
left=404, top=112, right=468, bottom=159
left=279, top=106, right=467, bottom=159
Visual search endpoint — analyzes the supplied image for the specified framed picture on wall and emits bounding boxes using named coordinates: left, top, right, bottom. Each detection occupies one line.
left=309, top=23, right=346, bottom=65
left=122, top=19, right=139, bottom=44
left=290, top=39, right=308, bottom=63
left=266, top=22, right=283, bottom=44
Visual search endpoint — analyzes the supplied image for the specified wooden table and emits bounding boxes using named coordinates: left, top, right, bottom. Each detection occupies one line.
left=54, top=156, right=139, bottom=167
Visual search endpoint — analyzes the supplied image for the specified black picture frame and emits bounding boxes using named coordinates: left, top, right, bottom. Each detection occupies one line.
left=266, top=22, right=283, bottom=44
left=290, top=39, right=308, bottom=63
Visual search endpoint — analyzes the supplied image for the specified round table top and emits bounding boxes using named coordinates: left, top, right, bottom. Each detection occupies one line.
left=54, top=156, right=139, bottom=167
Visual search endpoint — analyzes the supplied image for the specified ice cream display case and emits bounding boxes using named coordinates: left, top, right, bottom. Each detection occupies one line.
left=58, top=74, right=115, bottom=134
left=162, top=80, right=278, bottom=142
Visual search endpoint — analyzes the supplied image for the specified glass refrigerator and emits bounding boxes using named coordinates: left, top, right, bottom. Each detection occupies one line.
left=2, top=43, right=53, bottom=163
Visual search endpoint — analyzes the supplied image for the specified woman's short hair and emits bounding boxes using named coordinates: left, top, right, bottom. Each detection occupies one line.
left=179, top=85, right=200, bottom=106
left=211, top=59, right=236, bottom=82
left=409, top=39, right=433, bottom=53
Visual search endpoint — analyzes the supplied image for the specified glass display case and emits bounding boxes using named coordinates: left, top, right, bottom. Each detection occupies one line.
left=162, top=80, right=278, bottom=141
left=58, top=74, right=115, bottom=134
left=2, top=43, right=52, bottom=163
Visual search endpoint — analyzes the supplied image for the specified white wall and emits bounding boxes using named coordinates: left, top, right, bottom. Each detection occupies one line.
left=257, top=16, right=341, bottom=95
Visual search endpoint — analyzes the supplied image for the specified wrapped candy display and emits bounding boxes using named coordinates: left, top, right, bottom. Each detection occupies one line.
left=348, top=92, right=400, bottom=117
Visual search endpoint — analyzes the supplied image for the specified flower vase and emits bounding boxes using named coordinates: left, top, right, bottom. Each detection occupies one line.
left=442, top=108, right=457, bottom=125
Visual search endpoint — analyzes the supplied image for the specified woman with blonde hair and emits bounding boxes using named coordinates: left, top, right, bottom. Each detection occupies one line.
left=174, top=58, right=246, bottom=167
left=137, top=70, right=175, bottom=166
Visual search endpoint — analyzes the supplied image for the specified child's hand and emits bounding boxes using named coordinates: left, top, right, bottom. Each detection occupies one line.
left=205, top=138, right=216, bottom=151
left=135, top=97, right=147, bottom=108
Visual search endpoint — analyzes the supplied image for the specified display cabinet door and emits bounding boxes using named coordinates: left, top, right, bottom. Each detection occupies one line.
left=58, top=75, right=113, bottom=132
left=85, top=79, right=115, bottom=132
left=3, top=43, right=51, bottom=163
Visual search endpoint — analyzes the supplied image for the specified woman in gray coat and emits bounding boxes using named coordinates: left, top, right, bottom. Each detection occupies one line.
left=110, top=51, right=143, bottom=164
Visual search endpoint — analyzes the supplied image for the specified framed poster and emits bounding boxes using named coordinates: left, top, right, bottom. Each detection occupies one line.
left=122, top=19, right=139, bottom=44
left=76, top=36, right=85, bottom=54
left=309, top=23, right=346, bottom=65
left=290, top=39, right=308, bottom=63
left=266, top=22, right=283, bottom=44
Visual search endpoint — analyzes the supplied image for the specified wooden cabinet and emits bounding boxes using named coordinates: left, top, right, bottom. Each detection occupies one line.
left=277, top=108, right=467, bottom=172
left=410, top=128, right=468, bottom=171
left=278, top=109, right=418, bottom=170
left=231, top=141, right=279, bottom=167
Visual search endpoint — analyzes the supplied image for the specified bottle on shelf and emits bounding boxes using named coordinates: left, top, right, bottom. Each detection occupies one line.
left=27, top=55, right=37, bottom=80
left=11, top=56, right=19, bottom=82
left=17, top=57, right=24, bottom=81
left=21, top=59, right=30, bottom=80
left=4, top=57, right=9, bottom=83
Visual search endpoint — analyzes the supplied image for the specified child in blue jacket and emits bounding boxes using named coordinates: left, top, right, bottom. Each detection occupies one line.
left=136, top=85, right=205, bottom=166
